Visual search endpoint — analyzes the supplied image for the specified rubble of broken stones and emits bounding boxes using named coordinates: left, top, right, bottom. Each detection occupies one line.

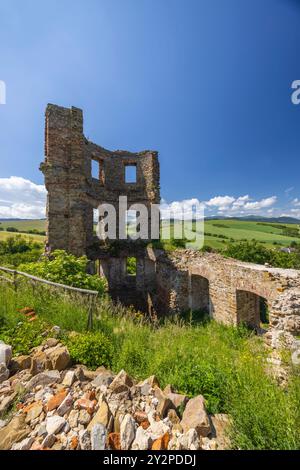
left=0, top=339, right=230, bottom=451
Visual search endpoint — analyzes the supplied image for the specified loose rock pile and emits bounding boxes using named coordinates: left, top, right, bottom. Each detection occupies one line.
left=0, top=339, right=229, bottom=450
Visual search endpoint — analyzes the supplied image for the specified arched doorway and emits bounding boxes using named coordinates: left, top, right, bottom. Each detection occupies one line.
left=190, top=274, right=210, bottom=314
left=236, top=289, right=269, bottom=330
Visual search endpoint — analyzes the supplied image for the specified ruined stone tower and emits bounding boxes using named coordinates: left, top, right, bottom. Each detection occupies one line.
left=41, top=104, right=160, bottom=310
left=41, top=104, right=160, bottom=255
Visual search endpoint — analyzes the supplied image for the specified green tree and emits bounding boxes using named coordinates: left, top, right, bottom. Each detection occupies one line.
left=223, top=240, right=300, bottom=269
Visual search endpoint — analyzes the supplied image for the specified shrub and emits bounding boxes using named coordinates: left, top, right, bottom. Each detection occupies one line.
left=0, top=236, right=43, bottom=267
left=172, top=359, right=229, bottom=414
left=224, top=240, right=273, bottom=265
left=171, top=238, right=189, bottom=248
left=27, top=229, right=46, bottom=236
left=0, top=235, right=42, bottom=255
left=19, top=250, right=107, bottom=295
left=200, top=245, right=215, bottom=253
left=0, top=249, right=42, bottom=267
left=66, top=331, right=113, bottom=369
left=282, top=227, right=300, bottom=238
left=0, top=318, right=50, bottom=355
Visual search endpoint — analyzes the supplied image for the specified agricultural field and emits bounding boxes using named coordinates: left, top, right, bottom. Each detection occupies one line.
left=0, top=219, right=46, bottom=232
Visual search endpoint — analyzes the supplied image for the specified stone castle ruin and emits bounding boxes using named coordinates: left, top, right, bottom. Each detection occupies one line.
left=41, top=104, right=300, bottom=350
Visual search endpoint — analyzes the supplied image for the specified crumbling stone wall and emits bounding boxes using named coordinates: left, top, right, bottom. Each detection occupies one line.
left=154, top=250, right=300, bottom=349
left=41, top=104, right=300, bottom=348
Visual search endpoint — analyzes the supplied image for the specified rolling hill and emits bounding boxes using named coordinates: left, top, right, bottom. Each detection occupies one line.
left=0, top=218, right=299, bottom=251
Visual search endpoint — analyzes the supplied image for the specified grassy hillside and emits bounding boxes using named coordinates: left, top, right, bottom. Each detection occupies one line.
left=1, top=218, right=300, bottom=251
left=204, top=219, right=300, bottom=249
left=162, top=219, right=300, bottom=250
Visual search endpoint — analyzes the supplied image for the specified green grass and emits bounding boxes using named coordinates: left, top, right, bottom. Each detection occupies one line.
left=1, top=282, right=300, bottom=449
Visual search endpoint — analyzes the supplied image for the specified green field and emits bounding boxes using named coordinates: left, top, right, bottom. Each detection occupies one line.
left=0, top=219, right=46, bottom=232
left=162, top=219, right=300, bottom=250
left=1, top=218, right=300, bottom=251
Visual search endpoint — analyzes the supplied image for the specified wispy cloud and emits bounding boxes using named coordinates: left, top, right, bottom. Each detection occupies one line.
left=285, top=186, right=294, bottom=195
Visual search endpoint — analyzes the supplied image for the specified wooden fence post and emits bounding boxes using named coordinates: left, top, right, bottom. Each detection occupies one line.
left=87, top=295, right=94, bottom=330
left=13, top=270, right=17, bottom=291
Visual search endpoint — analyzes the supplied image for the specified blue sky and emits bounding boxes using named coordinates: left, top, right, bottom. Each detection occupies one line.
left=0, top=0, right=300, bottom=219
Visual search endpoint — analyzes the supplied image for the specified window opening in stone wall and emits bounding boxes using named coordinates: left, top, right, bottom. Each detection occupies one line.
left=92, top=159, right=105, bottom=184
left=125, top=164, right=137, bottom=183
left=92, top=159, right=99, bottom=179
left=126, top=257, right=137, bottom=276
left=126, top=210, right=139, bottom=237
left=93, top=208, right=98, bottom=233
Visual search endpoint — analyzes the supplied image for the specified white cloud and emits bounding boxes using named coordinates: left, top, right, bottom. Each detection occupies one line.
left=160, top=194, right=279, bottom=219
left=232, top=195, right=251, bottom=208
left=243, top=196, right=277, bottom=211
left=206, top=196, right=235, bottom=208
left=160, top=198, right=204, bottom=220
left=0, top=177, right=46, bottom=219
left=203, top=194, right=277, bottom=216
